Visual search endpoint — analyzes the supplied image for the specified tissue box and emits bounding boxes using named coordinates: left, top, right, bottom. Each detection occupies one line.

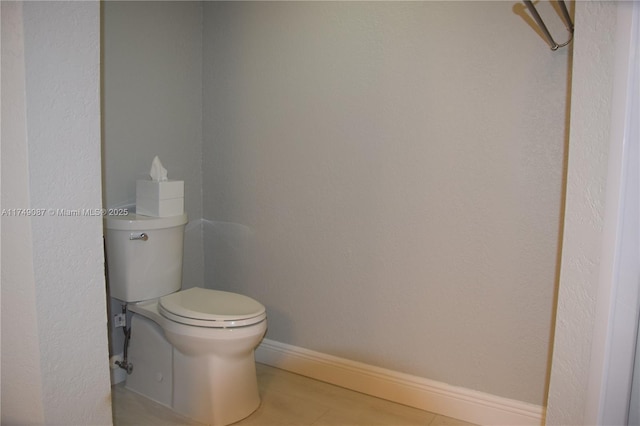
left=136, top=179, right=184, bottom=217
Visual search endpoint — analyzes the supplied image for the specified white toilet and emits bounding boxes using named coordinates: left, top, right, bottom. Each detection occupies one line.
left=105, top=213, right=267, bottom=426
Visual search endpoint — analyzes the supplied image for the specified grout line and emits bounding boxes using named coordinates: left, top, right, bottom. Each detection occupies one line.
left=309, top=407, right=333, bottom=426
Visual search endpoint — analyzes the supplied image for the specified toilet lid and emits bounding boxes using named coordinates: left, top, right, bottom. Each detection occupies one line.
left=159, top=287, right=266, bottom=328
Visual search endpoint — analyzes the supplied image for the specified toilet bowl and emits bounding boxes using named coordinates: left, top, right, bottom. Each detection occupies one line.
left=105, top=213, right=267, bottom=426
left=128, top=288, right=266, bottom=425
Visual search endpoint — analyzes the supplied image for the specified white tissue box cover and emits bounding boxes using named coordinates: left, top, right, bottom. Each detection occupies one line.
left=137, top=197, right=183, bottom=217
left=136, top=180, right=184, bottom=217
left=136, top=179, right=183, bottom=199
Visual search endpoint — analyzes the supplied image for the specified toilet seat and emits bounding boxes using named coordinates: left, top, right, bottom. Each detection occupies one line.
left=158, top=287, right=266, bottom=328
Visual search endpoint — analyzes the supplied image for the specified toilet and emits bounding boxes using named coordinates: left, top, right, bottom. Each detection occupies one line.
left=105, top=213, right=267, bottom=426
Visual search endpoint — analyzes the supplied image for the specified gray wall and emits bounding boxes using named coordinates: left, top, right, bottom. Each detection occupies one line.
left=202, top=2, right=570, bottom=405
left=102, top=0, right=572, bottom=407
left=102, top=1, right=204, bottom=291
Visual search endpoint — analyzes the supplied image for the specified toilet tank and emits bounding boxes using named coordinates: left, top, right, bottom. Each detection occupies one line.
left=105, top=213, right=188, bottom=303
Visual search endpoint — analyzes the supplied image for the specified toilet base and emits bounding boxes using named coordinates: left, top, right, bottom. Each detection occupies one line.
left=125, top=315, right=173, bottom=408
left=124, top=310, right=266, bottom=426
left=172, top=349, right=261, bottom=425
left=162, top=317, right=266, bottom=426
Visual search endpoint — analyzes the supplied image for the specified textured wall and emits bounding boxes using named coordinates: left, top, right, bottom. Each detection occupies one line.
left=546, top=2, right=618, bottom=424
left=3, top=1, right=112, bottom=424
left=202, top=1, right=570, bottom=405
left=1, top=2, right=45, bottom=422
left=102, top=1, right=204, bottom=291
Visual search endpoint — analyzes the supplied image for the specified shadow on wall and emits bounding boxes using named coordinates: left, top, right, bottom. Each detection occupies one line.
left=202, top=219, right=253, bottom=268
left=181, top=217, right=203, bottom=290
left=202, top=219, right=293, bottom=342
left=202, top=219, right=254, bottom=288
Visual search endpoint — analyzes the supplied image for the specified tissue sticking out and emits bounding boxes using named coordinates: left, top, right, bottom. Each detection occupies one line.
left=150, top=156, right=168, bottom=182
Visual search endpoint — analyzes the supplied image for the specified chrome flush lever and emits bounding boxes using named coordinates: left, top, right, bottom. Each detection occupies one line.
left=129, top=233, right=148, bottom=241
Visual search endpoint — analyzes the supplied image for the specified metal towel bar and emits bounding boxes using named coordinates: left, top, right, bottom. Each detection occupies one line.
left=523, top=0, right=574, bottom=50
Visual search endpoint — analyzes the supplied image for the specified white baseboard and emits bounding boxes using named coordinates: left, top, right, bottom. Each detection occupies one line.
left=255, top=339, right=545, bottom=426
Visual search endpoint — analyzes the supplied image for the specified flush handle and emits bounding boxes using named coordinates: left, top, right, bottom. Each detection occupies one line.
left=129, top=233, right=148, bottom=241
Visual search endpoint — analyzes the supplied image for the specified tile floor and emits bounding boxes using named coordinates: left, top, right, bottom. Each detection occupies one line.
left=111, top=363, right=477, bottom=426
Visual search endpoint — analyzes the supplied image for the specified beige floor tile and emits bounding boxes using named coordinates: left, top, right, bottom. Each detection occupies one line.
left=429, top=414, right=479, bottom=426
left=112, top=363, right=476, bottom=426
left=312, top=403, right=436, bottom=426
left=233, top=384, right=329, bottom=425
left=111, top=382, right=202, bottom=425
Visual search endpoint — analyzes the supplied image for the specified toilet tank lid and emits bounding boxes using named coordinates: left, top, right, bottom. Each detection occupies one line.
left=105, top=212, right=188, bottom=231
